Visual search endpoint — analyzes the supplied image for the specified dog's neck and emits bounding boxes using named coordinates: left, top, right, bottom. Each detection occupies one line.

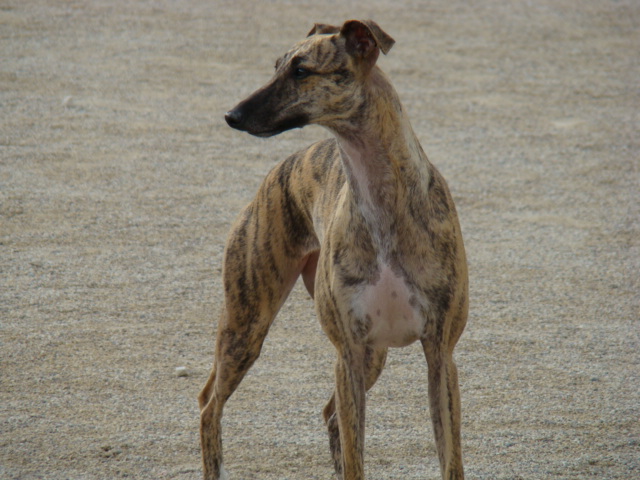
left=332, top=68, right=430, bottom=250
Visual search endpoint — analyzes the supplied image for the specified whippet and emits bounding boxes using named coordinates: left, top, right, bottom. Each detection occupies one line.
left=199, top=19, right=468, bottom=480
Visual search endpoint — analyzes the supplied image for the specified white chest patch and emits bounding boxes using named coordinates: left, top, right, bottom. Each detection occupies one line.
left=353, top=264, right=425, bottom=348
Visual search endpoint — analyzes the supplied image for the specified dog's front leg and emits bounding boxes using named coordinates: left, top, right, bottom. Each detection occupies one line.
left=333, top=346, right=367, bottom=480
left=422, top=341, right=465, bottom=480
left=323, top=345, right=388, bottom=478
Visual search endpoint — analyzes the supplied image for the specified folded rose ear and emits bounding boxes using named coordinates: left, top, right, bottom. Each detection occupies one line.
left=340, top=20, right=395, bottom=59
left=307, top=23, right=340, bottom=36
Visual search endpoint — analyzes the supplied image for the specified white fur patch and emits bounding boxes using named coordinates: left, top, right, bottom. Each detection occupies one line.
left=354, top=263, right=425, bottom=347
left=219, top=464, right=229, bottom=480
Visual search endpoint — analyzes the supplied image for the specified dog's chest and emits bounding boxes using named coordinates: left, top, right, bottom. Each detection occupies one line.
left=351, top=263, right=425, bottom=348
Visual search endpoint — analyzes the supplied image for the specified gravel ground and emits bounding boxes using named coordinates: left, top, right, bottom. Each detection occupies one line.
left=1, top=1, right=638, bottom=479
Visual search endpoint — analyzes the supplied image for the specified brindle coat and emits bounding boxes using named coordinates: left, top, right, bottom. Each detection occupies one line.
left=199, top=20, right=468, bottom=480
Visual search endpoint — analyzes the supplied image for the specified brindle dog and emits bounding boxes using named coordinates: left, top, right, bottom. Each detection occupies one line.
left=199, top=20, right=468, bottom=480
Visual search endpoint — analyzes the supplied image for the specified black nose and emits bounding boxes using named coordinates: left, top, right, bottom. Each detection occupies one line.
left=224, top=109, right=243, bottom=129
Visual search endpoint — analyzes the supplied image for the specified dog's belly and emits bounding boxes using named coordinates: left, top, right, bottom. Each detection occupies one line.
left=353, top=264, right=425, bottom=348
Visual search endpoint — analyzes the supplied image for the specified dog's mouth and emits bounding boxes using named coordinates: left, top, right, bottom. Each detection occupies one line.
left=225, top=110, right=309, bottom=138
left=250, top=130, right=280, bottom=138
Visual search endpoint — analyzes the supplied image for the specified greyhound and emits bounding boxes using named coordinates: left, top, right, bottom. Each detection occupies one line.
left=199, top=19, right=468, bottom=480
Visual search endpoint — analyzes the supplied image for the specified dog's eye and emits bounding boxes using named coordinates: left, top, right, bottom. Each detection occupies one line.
left=293, top=67, right=311, bottom=80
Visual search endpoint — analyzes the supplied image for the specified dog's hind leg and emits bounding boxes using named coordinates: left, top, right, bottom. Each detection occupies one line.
left=199, top=164, right=317, bottom=480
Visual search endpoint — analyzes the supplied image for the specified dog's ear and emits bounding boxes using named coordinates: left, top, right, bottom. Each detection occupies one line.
left=341, top=20, right=395, bottom=59
left=307, top=23, right=340, bottom=36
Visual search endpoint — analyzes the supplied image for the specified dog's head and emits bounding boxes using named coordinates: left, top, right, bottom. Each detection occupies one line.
left=224, top=20, right=395, bottom=137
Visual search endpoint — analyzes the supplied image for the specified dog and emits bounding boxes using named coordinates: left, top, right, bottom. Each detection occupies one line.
left=199, top=19, right=468, bottom=480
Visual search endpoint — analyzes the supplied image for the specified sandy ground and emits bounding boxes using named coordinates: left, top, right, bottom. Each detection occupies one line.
left=1, top=1, right=638, bottom=479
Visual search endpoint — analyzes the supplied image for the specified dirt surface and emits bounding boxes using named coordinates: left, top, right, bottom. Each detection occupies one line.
left=1, top=1, right=638, bottom=479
